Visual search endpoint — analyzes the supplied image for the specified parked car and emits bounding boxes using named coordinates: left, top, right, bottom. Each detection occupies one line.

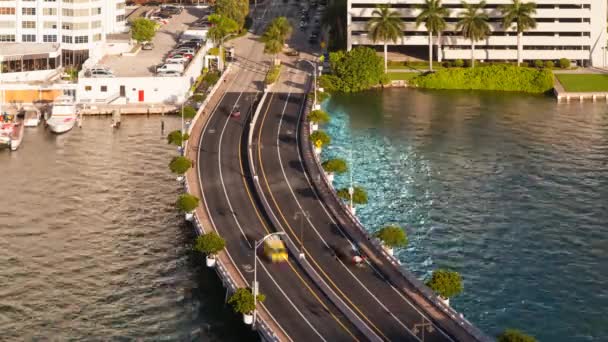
left=157, top=70, right=182, bottom=77
left=88, top=67, right=114, bottom=78
left=286, top=49, right=300, bottom=57
left=157, top=63, right=184, bottom=73
left=171, top=48, right=195, bottom=55
left=168, top=52, right=193, bottom=60
left=165, top=56, right=189, bottom=64
left=142, top=42, right=154, bottom=50
left=177, top=42, right=200, bottom=49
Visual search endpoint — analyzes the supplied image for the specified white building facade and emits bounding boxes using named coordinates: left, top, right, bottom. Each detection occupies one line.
left=347, top=0, right=607, bottom=67
left=0, top=0, right=127, bottom=67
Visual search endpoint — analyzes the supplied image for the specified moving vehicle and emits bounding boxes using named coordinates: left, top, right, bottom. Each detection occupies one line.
left=263, top=236, right=288, bottom=263
left=23, top=107, right=41, bottom=127
left=47, top=95, right=77, bottom=134
left=230, top=106, right=241, bottom=119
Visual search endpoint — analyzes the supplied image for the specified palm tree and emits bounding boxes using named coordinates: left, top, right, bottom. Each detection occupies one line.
left=415, top=0, right=450, bottom=71
left=367, top=5, right=404, bottom=73
left=322, top=0, right=347, bottom=50
left=500, top=0, right=537, bottom=66
left=456, top=0, right=492, bottom=68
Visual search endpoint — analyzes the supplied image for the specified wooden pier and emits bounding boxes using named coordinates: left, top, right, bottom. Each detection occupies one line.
left=554, top=77, right=608, bottom=103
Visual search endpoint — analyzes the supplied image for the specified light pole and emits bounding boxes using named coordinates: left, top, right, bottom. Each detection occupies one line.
left=219, top=32, right=238, bottom=71
left=293, top=211, right=310, bottom=259
left=300, top=59, right=317, bottom=109
left=253, top=232, right=287, bottom=326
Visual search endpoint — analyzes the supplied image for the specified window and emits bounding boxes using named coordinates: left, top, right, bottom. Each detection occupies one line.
left=74, top=35, right=88, bottom=44
left=0, top=34, right=15, bottom=42
left=22, top=21, right=36, bottom=29
left=92, top=33, right=101, bottom=41
left=85, top=85, right=92, bottom=91
left=62, top=35, right=72, bottom=43
left=93, top=7, right=101, bottom=15
left=0, top=8, right=16, bottom=15
left=91, top=20, right=101, bottom=28
left=43, top=8, right=57, bottom=15
left=22, top=34, right=36, bottom=42
left=43, top=34, right=57, bottom=42
left=43, top=21, right=58, bottom=29
left=116, top=15, right=125, bottom=22
left=0, top=21, right=14, bottom=28
left=22, top=8, right=36, bottom=15
left=101, top=86, right=107, bottom=92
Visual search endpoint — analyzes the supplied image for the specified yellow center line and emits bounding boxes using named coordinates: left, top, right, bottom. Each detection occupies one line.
left=236, top=92, right=360, bottom=341
left=255, top=91, right=390, bottom=341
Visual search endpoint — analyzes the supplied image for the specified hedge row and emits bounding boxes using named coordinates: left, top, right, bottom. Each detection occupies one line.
left=410, top=65, right=554, bottom=93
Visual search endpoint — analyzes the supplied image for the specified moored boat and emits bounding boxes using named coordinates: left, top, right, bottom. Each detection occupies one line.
left=47, top=96, right=77, bottom=134
left=0, top=113, right=16, bottom=148
left=10, top=118, right=24, bottom=151
left=24, top=107, right=42, bottom=127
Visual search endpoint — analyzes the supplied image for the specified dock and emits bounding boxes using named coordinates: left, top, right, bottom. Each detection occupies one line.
left=554, top=76, right=608, bottom=103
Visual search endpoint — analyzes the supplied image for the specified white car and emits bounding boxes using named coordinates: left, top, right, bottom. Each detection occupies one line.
left=157, top=70, right=182, bottom=77
left=89, top=68, right=114, bottom=78
left=165, top=56, right=188, bottom=64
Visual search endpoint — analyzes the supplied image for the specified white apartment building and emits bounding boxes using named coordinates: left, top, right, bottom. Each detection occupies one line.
left=0, top=0, right=127, bottom=76
left=347, top=0, right=607, bottom=67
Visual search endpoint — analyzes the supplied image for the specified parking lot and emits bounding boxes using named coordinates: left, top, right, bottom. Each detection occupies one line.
left=100, top=6, right=209, bottom=77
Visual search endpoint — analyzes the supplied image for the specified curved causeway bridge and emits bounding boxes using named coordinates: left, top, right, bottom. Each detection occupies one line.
left=184, top=3, right=492, bottom=341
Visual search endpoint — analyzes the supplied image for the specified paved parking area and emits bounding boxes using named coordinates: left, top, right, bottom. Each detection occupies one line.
left=101, top=6, right=207, bottom=77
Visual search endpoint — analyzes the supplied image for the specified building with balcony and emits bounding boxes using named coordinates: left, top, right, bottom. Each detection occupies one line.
left=347, top=0, right=607, bottom=67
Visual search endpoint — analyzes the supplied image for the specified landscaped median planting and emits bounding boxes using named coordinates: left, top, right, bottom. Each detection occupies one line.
left=264, top=65, right=282, bottom=85
left=409, top=65, right=554, bottom=93
left=555, top=74, right=608, bottom=92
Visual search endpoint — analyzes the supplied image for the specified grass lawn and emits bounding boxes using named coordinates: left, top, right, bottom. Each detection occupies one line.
left=386, top=72, right=419, bottom=82
left=556, top=74, right=608, bottom=92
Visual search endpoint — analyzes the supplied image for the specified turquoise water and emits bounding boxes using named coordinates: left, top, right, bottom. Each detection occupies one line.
left=321, top=88, right=608, bottom=342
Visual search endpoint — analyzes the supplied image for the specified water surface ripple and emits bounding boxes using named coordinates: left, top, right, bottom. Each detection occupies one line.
left=0, top=116, right=257, bottom=341
left=323, top=89, right=608, bottom=342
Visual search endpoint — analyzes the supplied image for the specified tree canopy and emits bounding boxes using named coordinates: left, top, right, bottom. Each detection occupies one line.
left=374, top=225, right=408, bottom=248
left=131, top=18, right=156, bottom=43
left=182, top=106, right=197, bottom=120
left=426, top=269, right=463, bottom=299
left=194, top=232, right=226, bottom=255
left=169, top=156, right=192, bottom=175
left=322, top=47, right=385, bottom=92
left=261, top=17, right=292, bottom=56
left=207, top=14, right=239, bottom=45
left=228, top=288, right=266, bottom=314
left=337, top=186, right=368, bottom=205
left=308, top=109, right=330, bottom=124
left=322, top=158, right=348, bottom=174
left=310, top=130, right=331, bottom=147
left=176, top=193, right=199, bottom=213
left=215, top=0, right=249, bottom=29
left=167, top=130, right=189, bottom=146
left=500, top=0, right=536, bottom=33
left=497, top=329, right=537, bottom=342
left=367, top=5, right=403, bottom=45
left=457, top=0, right=491, bottom=44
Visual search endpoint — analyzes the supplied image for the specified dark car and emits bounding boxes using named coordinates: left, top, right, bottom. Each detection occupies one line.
left=286, top=49, right=300, bottom=57
left=142, top=42, right=154, bottom=50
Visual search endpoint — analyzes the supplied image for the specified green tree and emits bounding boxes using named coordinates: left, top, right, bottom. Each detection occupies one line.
left=374, top=225, right=408, bottom=248
left=131, top=18, right=156, bottom=43
left=322, top=158, right=348, bottom=174
left=308, top=109, right=330, bottom=125
left=228, top=288, right=266, bottom=314
left=182, top=106, right=197, bottom=120
left=207, top=14, right=239, bottom=45
left=215, top=0, right=249, bottom=29
left=176, top=193, right=199, bottom=213
left=167, top=130, right=189, bottom=146
left=337, top=186, right=368, bottom=205
left=169, top=156, right=192, bottom=175
left=456, top=0, right=492, bottom=68
left=497, top=329, right=537, bottom=342
left=367, top=5, right=404, bottom=72
left=415, top=0, right=450, bottom=71
left=194, top=232, right=226, bottom=255
left=500, top=0, right=537, bottom=66
left=426, top=269, right=463, bottom=299
left=261, top=17, right=292, bottom=63
left=310, top=130, right=331, bottom=147
left=327, top=47, right=385, bottom=92
left=322, top=0, right=347, bottom=50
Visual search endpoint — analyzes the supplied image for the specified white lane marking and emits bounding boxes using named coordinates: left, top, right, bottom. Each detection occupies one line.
left=288, top=71, right=457, bottom=342
left=209, top=61, right=325, bottom=341
left=196, top=46, right=297, bottom=342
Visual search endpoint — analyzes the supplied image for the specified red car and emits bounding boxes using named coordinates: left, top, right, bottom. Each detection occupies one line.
left=231, top=107, right=241, bottom=118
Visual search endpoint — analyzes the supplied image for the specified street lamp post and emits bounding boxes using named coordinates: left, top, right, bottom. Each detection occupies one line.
left=301, top=59, right=317, bottom=109
left=253, top=232, right=287, bottom=326
left=293, top=211, right=310, bottom=259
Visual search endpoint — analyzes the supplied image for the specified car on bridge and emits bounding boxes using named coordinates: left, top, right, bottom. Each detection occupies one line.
left=263, top=236, right=288, bottom=263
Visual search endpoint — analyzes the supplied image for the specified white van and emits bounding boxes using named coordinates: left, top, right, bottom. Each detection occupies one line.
left=156, top=63, right=184, bottom=74
left=89, top=68, right=114, bottom=78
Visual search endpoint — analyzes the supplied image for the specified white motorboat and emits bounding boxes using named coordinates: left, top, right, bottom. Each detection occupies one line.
left=23, top=107, right=42, bottom=127
left=10, top=118, right=24, bottom=151
left=47, top=96, right=77, bottom=134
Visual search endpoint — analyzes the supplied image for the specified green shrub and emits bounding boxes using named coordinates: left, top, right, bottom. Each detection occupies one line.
left=321, top=158, right=348, bottom=174
left=176, top=193, right=199, bottom=212
left=319, top=74, right=343, bottom=92
left=167, top=130, right=189, bottom=146
left=191, top=94, right=206, bottom=103
left=559, top=58, right=570, bottom=69
left=182, top=106, right=197, bottom=120
left=410, top=64, right=554, bottom=93
left=310, top=130, right=330, bottom=147
left=194, top=232, right=226, bottom=255
left=426, top=269, right=463, bottom=299
left=265, top=65, right=281, bottom=85
left=534, top=60, right=543, bottom=68
left=228, top=288, right=265, bottom=314
left=308, top=109, right=330, bottom=124
left=208, top=47, right=220, bottom=56
left=497, top=329, right=537, bottom=342
left=328, top=47, right=385, bottom=92
left=203, top=71, right=220, bottom=85
left=453, top=59, right=464, bottom=68
left=463, top=59, right=472, bottom=68
left=337, top=186, right=368, bottom=205
left=442, top=61, right=452, bottom=68
left=544, top=60, right=554, bottom=69
left=374, top=225, right=408, bottom=248
left=169, top=156, right=192, bottom=175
